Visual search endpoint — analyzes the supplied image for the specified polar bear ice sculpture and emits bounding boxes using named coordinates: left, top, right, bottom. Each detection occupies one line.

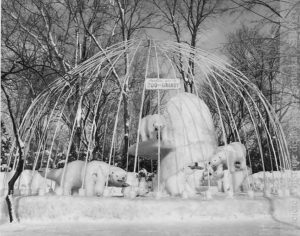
left=209, top=142, right=248, bottom=193
left=0, top=170, right=54, bottom=196
left=139, top=114, right=166, bottom=142
left=39, top=160, right=129, bottom=196
left=39, top=160, right=85, bottom=195
left=82, top=160, right=129, bottom=196
left=209, top=142, right=247, bottom=172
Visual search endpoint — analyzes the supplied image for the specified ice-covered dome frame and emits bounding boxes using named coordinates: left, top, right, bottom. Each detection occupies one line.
left=11, top=39, right=291, bottom=194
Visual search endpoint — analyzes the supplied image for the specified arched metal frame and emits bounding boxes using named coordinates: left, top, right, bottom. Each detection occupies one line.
left=13, top=39, right=291, bottom=196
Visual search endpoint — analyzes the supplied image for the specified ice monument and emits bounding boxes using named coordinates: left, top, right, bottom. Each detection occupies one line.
left=129, top=92, right=217, bottom=196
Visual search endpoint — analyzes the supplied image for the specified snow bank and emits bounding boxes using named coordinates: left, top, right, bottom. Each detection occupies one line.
left=0, top=194, right=299, bottom=226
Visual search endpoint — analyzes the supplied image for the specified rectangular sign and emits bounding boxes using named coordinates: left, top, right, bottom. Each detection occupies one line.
left=145, top=78, right=181, bottom=90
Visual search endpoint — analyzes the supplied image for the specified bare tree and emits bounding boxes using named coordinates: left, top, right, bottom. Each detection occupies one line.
left=228, top=0, right=282, bottom=25
left=152, top=0, right=224, bottom=92
left=2, top=0, right=159, bottom=168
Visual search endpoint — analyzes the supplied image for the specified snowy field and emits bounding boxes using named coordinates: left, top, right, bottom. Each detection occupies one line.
left=0, top=194, right=300, bottom=235
left=1, top=219, right=300, bottom=236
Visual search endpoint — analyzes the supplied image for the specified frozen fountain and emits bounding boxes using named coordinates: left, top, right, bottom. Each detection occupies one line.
left=1, top=39, right=299, bottom=224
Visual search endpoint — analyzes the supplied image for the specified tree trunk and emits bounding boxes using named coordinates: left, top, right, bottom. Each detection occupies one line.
left=6, top=158, right=24, bottom=222
left=1, top=84, right=24, bottom=222
left=188, top=34, right=197, bottom=93
left=116, top=0, right=130, bottom=163
left=122, top=90, right=129, bottom=160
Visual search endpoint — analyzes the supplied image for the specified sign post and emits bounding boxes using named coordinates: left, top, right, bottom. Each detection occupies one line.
left=145, top=78, right=181, bottom=90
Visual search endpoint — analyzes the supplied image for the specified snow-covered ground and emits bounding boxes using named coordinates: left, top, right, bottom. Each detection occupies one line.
left=0, top=194, right=300, bottom=235
left=0, top=219, right=299, bottom=236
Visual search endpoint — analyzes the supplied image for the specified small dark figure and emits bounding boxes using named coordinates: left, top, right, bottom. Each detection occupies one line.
left=188, top=162, right=204, bottom=170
